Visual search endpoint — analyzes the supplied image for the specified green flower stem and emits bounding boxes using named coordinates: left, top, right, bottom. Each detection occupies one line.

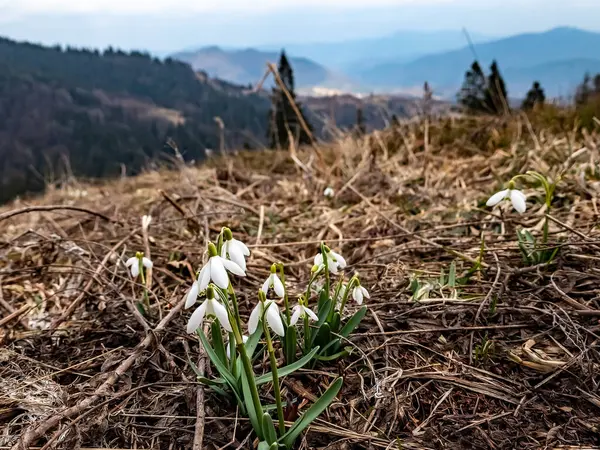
left=277, top=263, right=291, bottom=323
left=261, top=305, right=286, bottom=435
left=138, top=257, right=150, bottom=311
left=338, top=277, right=359, bottom=316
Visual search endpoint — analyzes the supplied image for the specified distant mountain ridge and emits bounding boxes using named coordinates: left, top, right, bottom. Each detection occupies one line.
left=171, top=46, right=355, bottom=90
left=357, top=27, right=600, bottom=97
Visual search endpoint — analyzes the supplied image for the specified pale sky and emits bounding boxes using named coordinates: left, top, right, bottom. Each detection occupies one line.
left=1, top=0, right=599, bottom=53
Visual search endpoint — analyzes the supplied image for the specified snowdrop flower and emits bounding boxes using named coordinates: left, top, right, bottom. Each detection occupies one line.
left=221, top=228, right=250, bottom=271
left=313, top=246, right=347, bottom=274
left=142, top=215, right=152, bottom=231
left=226, top=335, right=249, bottom=359
left=125, top=252, right=152, bottom=278
left=261, top=264, right=285, bottom=298
left=249, top=296, right=285, bottom=337
left=486, top=183, right=527, bottom=214
left=187, top=285, right=232, bottom=333
left=352, top=283, right=370, bottom=305
left=290, top=303, right=318, bottom=326
left=324, top=187, right=334, bottom=198
left=198, top=242, right=246, bottom=291
left=184, top=280, right=200, bottom=309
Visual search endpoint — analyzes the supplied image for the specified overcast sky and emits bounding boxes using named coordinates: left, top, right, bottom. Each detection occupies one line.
left=1, top=0, right=599, bottom=53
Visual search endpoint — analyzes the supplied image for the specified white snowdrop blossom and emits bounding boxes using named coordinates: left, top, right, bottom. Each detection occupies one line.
left=290, top=303, right=318, bottom=326
left=226, top=335, right=249, bottom=359
left=198, top=242, right=246, bottom=291
left=352, top=284, right=370, bottom=305
left=221, top=228, right=250, bottom=271
left=248, top=300, right=285, bottom=337
left=314, top=247, right=347, bottom=274
left=125, top=253, right=152, bottom=278
left=184, top=280, right=200, bottom=309
left=142, top=215, right=152, bottom=231
left=187, top=285, right=232, bottom=333
left=486, top=187, right=527, bottom=214
left=261, top=264, right=285, bottom=298
left=324, top=187, right=334, bottom=198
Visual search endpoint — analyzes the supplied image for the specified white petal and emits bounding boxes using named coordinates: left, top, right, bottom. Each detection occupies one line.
left=187, top=301, right=208, bottom=333
left=248, top=303, right=262, bottom=335
left=220, top=257, right=246, bottom=277
left=361, top=286, right=370, bottom=299
left=261, top=277, right=270, bottom=294
left=234, top=239, right=250, bottom=256
left=220, top=242, right=229, bottom=259
left=510, top=189, right=527, bottom=213
left=142, top=257, right=153, bottom=269
left=353, top=286, right=363, bottom=305
left=328, top=260, right=339, bottom=274
left=130, top=263, right=140, bottom=278
left=209, top=299, right=232, bottom=332
left=486, top=189, right=509, bottom=207
left=226, top=344, right=232, bottom=360
left=331, top=251, right=346, bottom=269
left=272, top=274, right=285, bottom=298
left=198, top=264, right=211, bottom=291
left=185, top=281, right=200, bottom=309
left=266, top=303, right=285, bottom=337
left=125, top=257, right=137, bottom=267
left=290, top=305, right=302, bottom=326
left=228, top=244, right=247, bottom=271
left=210, top=257, right=230, bottom=289
left=303, top=306, right=318, bottom=322
left=314, top=253, right=323, bottom=267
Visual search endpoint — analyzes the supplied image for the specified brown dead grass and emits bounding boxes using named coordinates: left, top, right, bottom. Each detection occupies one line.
left=1, top=114, right=600, bottom=449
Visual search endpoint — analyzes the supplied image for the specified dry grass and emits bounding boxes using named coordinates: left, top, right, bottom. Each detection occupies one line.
left=1, top=114, right=600, bottom=449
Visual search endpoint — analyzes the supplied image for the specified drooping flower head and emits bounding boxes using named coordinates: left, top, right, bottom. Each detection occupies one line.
left=486, top=181, right=527, bottom=214
left=324, top=187, right=335, bottom=198
left=352, top=280, right=370, bottom=305
left=290, top=301, right=318, bottom=326
left=198, top=242, right=246, bottom=291
left=220, top=227, right=250, bottom=271
left=187, top=284, right=232, bottom=333
left=261, top=263, right=285, bottom=298
left=249, top=291, right=285, bottom=337
left=313, top=245, right=347, bottom=274
left=125, top=251, right=153, bottom=278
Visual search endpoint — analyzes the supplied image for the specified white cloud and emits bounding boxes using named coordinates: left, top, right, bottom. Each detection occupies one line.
left=7, top=0, right=453, bottom=15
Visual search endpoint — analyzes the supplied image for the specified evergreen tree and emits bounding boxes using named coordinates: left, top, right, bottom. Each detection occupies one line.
left=354, top=106, right=366, bottom=137
left=457, top=61, right=487, bottom=113
left=423, top=81, right=433, bottom=117
left=575, top=73, right=593, bottom=105
left=484, top=60, right=509, bottom=114
left=267, top=51, right=313, bottom=149
left=522, top=81, right=546, bottom=110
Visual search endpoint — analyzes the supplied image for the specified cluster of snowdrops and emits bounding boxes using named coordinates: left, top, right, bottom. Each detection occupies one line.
left=123, top=171, right=556, bottom=449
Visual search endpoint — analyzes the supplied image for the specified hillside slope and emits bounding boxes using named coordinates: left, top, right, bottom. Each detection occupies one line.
left=0, top=37, right=271, bottom=203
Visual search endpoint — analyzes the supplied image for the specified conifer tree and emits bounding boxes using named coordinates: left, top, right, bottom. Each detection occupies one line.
left=575, top=73, right=593, bottom=105
left=267, top=51, right=313, bottom=149
left=354, top=106, right=366, bottom=137
left=457, top=61, right=487, bottom=112
left=423, top=81, right=433, bottom=117
left=484, top=60, right=509, bottom=114
left=522, top=81, right=546, bottom=110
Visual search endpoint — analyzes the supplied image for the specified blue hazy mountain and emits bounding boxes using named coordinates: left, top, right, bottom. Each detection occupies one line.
left=357, top=27, right=600, bottom=97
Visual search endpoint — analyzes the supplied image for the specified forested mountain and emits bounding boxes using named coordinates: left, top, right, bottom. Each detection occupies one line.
left=0, top=37, right=270, bottom=203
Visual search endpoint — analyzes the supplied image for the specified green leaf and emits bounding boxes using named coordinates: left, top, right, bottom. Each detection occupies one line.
left=211, top=321, right=227, bottom=366
left=448, top=261, right=456, bottom=288
left=339, top=306, right=367, bottom=338
left=329, top=312, right=341, bottom=334
left=281, top=377, right=344, bottom=448
left=284, top=325, right=297, bottom=364
left=258, top=442, right=271, bottom=450
left=314, top=347, right=350, bottom=361
left=246, top=328, right=264, bottom=358
left=255, top=347, right=320, bottom=385
left=197, top=330, right=241, bottom=396
left=262, top=413, right=278, bottom=445
left=314, top=322, right=331, bottom=350
left=241, top=369, right=263, bottom=439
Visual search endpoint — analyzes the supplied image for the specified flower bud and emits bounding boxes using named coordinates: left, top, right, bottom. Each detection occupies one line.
left=270, top=263, right=277, bottom=274
left=223, top=227, right=233, bottom=241
left=206, top=285, right=215, bottom=299
left=207, top=242, right=218, bottom=257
